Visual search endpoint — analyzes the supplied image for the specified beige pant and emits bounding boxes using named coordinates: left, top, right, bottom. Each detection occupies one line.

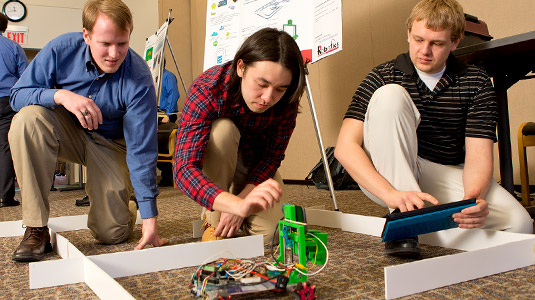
left=9, top=106, right=134, bottom=244
left=202, top=118, right=285, bottom=243
left=361, top=84, right=533, bottom=233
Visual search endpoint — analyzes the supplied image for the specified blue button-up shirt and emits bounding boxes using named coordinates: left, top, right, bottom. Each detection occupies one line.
left=159, top=68, right=179, bottom=115
left=0, top=35, right=28, bottom=97
left=10, top=32, right=159, bottom=219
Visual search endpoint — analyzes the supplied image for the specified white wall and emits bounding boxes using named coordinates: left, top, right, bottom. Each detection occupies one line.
left=6, top=0, right=83, bottom=49
left=123, top=0, right=159, bottom=56
left=7, top=0, right=158, bottom=56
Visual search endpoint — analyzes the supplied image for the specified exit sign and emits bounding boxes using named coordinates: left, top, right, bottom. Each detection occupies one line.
left=3, top=25, right=28, bottom=46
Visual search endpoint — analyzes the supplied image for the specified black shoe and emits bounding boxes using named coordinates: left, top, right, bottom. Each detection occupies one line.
left=75, top=195, right=90, bottom=206
left=0, top=198, right=20, bottom=207
left=12, top=226, right=53, bottom=262
left=384, top=236, right=422, bottom=259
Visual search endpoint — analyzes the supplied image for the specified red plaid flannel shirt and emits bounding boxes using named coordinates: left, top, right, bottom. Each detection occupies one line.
left=173, top=62, right=298, bottom=210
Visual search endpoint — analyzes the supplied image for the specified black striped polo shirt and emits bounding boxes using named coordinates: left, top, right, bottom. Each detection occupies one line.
left=345, top=52, right=497, bottom=165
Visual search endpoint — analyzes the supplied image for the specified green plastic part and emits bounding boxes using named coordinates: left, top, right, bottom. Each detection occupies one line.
left=276, top=204, right=328, bottom=284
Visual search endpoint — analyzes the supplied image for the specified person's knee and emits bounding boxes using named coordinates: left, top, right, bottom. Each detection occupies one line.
left=371, top=84, right=412, bottom=116
left=90, top=223, right=132, bottom=245
left=209, top=118, right=240, bottom=150
left=507, top=212, right=533, bottom=234
left=244, top=210, right=283, bottom=244
left=486, top=184, right=534, bottom=234
left=203, top=119, right=241, bottom=185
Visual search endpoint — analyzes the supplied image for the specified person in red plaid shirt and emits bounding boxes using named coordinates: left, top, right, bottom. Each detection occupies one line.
left=173, top=28, right=306, bottom=243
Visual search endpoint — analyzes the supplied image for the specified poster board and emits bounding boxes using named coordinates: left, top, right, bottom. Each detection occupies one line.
left=203, top=0, right=342, bottom=70
left=144, top=20, right=169, bottom=105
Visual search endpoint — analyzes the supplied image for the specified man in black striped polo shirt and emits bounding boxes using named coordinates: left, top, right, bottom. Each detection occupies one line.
left=335, top=0, right=533, bottom=258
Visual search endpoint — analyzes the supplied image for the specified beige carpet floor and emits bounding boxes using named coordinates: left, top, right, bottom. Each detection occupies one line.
left=1, top=184, right=534, bottom=299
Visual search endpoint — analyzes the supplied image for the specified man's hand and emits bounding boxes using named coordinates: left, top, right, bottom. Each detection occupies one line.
left=385, top=190, right=439, bottom=212
left=213, top=212, right=244, bottom=238
left=54, top=89, right=103, bottom=130
left=134, top=217, right=169, bottom=250
left=161, top=116, right=170, bottom=123
left=236, top=179, right=282, bottom=218
left=452, top=198, right=489, bottom=229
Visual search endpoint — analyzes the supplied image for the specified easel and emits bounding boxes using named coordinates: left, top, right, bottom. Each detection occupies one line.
left=153, top=9, right=187, bottom=110
left=304, top=65, right=339, bottom=211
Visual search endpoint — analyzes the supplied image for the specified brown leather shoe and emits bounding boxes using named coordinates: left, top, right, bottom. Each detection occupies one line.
left=201, top=221, right=223, bottom=242
left=12, top=226, right=53, bottom=262
left=0, top=198, right=20, bottom=207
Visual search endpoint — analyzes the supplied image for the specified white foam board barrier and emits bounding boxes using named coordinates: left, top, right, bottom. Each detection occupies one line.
left=384, top=236, right=535, bottom=299
left=88, top=235, right=264, bottom=278
left=304, top=208, right=535, bottom=299
left=3, top=208, right=534, bottom=299
left=0, top=214, right=262, bottom=299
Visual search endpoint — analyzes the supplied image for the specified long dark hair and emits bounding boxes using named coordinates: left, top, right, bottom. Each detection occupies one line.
left=227, top=28, right=306, bottom=113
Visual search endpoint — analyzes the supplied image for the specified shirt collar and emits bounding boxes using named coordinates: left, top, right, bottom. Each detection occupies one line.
left=394, top=52, right=468, bottom=77
left=83, top=44, right=97, bottom=72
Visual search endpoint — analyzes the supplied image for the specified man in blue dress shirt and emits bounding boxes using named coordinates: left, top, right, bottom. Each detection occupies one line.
left=158, top=62, right=180, bottom=123
left=0, top=13, right=27, bottom=208
left=9, top=0, right=168, bottom=262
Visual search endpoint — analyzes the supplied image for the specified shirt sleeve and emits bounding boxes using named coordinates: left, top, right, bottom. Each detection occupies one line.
left=247, top=105, right=298, bottom=186
left=15, top=43, right=28, bottom=77
left=123, top=73, right=159, bottom=219
left=344, top=67, right=386, bottom=121
left=465, top=68, right=497, bottom=142
left=174, top=83, right=223, bottom=210
left=10, top=42, right=59, bottom=111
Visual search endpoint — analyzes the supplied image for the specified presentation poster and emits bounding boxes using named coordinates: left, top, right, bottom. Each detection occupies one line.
left=144, top=20, right=169, bottom=100
left=204, top=0, right=342, bottom=71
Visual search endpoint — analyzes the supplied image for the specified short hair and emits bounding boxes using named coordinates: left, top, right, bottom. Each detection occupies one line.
left=83, top=0, right=133, bottom=34
left=0, top=13, right=8, bottom=32
left=407, top=0, right=465, bottom=42
left=227, top=28, right=306, bottom=112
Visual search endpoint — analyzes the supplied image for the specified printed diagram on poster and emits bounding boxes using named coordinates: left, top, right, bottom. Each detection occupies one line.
left=144, top=20, right=169, bottom=103
left=203, top=0, right=342, bottom=70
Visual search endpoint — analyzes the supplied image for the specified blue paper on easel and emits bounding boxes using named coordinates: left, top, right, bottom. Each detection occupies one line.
left=381, top=198, right=477, bottom=242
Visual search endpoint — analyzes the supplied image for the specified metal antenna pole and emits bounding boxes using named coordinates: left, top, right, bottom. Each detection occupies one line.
left=165, top=10, right=187, bottom=95
left=304, top=66, right=339, bottom=211
left=165, top=37, right=187, bottom=94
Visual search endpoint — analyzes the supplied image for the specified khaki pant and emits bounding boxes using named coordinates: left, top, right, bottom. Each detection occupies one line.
left=360, top=84, right=533, bottom=233
left=202, top=118, right=285, bottom=243
left=9, top=106, right=134, bottom=244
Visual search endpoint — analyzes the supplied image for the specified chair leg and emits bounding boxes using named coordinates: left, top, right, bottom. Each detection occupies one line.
left=518, top=139, right=531, bottom=206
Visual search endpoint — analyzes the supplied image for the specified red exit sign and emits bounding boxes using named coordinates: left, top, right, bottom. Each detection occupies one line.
left=4, top=26, right=28, bottom=46
left=6, top=31, right=26, bottom=44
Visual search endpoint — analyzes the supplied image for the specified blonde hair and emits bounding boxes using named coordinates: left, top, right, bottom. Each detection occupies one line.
left=407, top=0, right=465, bottom=42
left=83, top=0, right=133, bottom=34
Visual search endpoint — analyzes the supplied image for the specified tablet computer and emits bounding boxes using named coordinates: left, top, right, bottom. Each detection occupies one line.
left=381, top=198, right=477, bottom=242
